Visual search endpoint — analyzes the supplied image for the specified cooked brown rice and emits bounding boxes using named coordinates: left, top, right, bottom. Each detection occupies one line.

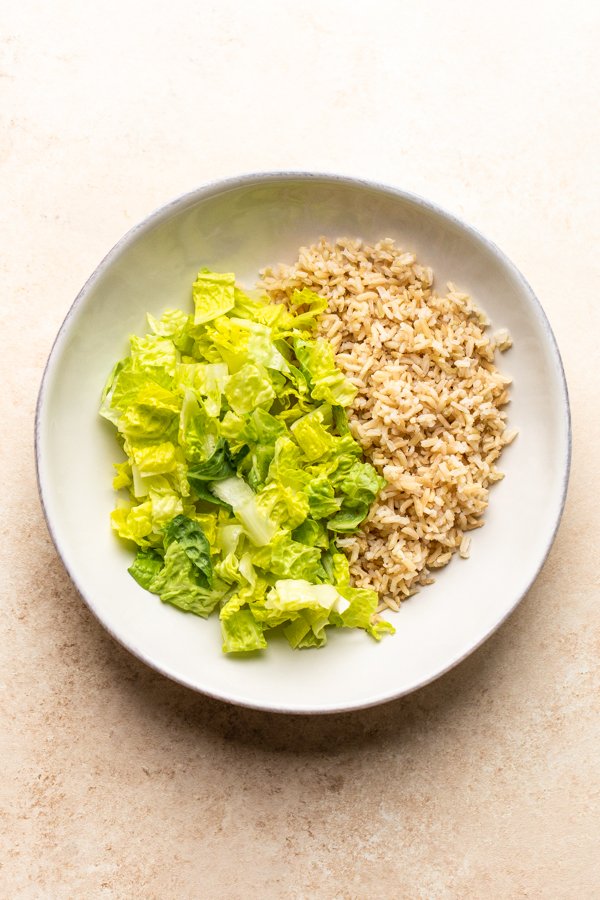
left=259, top=238, right=515, bottom=613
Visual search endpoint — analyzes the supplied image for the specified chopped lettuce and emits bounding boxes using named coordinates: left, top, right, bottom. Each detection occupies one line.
left=149, top=541, right=225, bottom=617
left=102, top=267, right=394, bottom=653
left=164, top=515, right=213, bottom=588
left=128, top=548, right=164, bottom=589
left=294, top=337, right=357, bottom=407
left=221, top=608, right=267, bottom=653
left=193, top=270, right=236, bottom=324
left=224, top=363, right=275, bottom=415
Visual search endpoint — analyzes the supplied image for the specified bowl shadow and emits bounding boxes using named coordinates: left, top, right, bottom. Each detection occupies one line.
left=89, top=585, right=519, bottom=757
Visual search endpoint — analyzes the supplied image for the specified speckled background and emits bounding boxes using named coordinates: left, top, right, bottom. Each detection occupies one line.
left=2, top=1, right=599, bottom=897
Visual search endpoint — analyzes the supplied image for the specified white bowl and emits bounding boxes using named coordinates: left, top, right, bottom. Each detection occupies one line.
left=36, top=173, right=571, bottom=714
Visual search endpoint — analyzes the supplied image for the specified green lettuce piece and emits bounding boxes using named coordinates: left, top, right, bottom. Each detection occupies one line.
left=290, top=287, right=328, bottom=315
left=230, top=288, right=294, bottom=330
left=164, top=514, right=212, bottom=588
left=194, top=362, right=228, bottom=417
left=176, top=362, right=228, bottom=418
left=267, top=436, right=309, bottom=492
left=265, top=579, right=343, bottom=613
left=246, top=333, right=288, bottom=372
left=219, top=578, right=270, bottom=652
left=224, top=318, right=289, bottom=372
left=111, top=503, right=156, bottom=547
left=126, top=439, right=177, bottom=475
left=214, top=541, right=255, bottom=588
left=294, top=337, right=357, bottom=407
left=147, top=308, right=190, bottom=339
left=322, top=548, right=351, bottom=585
left=291, top=518, right=329, bottom=548
left=105, top=365, right=148, bottom=412
left=224, top=363, right=275, bottom=415
left=191, top=513, right=218, bottom=546
left=178, top=390, right=219, bottom=463
left=221, top=609, right=267, bottom=653
left=149, top=542, right=223, bottom=617
left=370, top=619, right=396, bottom=639
left=203, top=316, right=253, bottom=372
left=243, top=446, right=274, bottom=492
left=282, top=614, right=311, bottom=649
left=214, top=551, right=241, bottom=584
left=327, top=460, right=386, bottom=532
left=228, top=286, right=264, bottom=319
left=215, top=523, right=244, bottom=556
left=220, top=411, right=285, bottom=478
left=291, top=407, right=335, bottom=461
left=326, top=506, right=369, bottom=533
left=338, top=584, right=395, bottom=640
left=283, top=609, right=329, bottom=649
left=187, top=440, right=235, bottom=484
left=190, top=482, right=233, bottom=509
left=210, top=476, right=277, bottom=547
left=305, top=475, right=341, bottom=518
left=339, top=460, right=386, bottom=503
left=118, top=403, right=177, bottom=442
left=206, top=314, right=288, bottom=374
left=220, top=577, right=268, bottom=620
left=112, top=461, right=132, bottom=491
left=128, top=548, right=164, bottom=589
left=251, top=408, right=288, bottom=444
left=130, top=334, right=178, bottom=379
left=251, top=535, right=322, bottom=581
left=333, top=405, right=351, bottom=435
left=105, top=361, right=180, bottom=444
left=99, top=359, right=127, bottom=425
left=256, top=481, right=309, bottom=530
left=193, top=270, right=236, bottom=324
left=282, top=288, right=328, bottom=333
left=148, top=483, right=184, bottom=526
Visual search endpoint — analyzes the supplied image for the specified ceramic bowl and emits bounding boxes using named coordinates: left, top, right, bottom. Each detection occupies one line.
left=36, top=173, right=571, bottom=713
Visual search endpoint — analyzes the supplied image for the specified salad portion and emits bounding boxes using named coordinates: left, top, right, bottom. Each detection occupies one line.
left=101, top=269, right=393, bottom=653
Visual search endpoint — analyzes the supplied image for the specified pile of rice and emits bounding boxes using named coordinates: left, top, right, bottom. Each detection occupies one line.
left=260, top=238, right=515, bottom=614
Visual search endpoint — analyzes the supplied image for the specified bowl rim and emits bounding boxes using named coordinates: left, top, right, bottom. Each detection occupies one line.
left=35, top=170, right=572, bottom=714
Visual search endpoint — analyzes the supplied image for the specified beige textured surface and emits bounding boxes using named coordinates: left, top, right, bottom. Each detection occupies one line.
left=1, top=1, right=599, bottom=897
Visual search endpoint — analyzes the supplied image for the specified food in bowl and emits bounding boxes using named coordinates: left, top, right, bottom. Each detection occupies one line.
left=101, top=237, right=514, bottom=653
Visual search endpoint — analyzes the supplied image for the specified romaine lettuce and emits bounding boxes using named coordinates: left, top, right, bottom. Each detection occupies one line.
left=102, top=267, right=394, bottom=653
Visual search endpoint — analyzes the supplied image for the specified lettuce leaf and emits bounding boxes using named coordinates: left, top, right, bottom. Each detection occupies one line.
left=210, top=476, right=277, bottom=547
left=176, top=362, right=228, bottom=418
left=291, top=518, right=329, bottom=548
left=128, top=548, right=164, bottom=589
left=130, top=334, right=178, bottom=379
left=224, top=363, right=275, bottom=415
left=306, top=475, right=341, bottom=518
left=147, top=308, right=190, bottom=339
left=187, top=440, right=235, bottom=484
left=294, top=337, right=357, bottom=407
left=221, top=609, right=267, bottom=653
left=291, top=407, right=334, bottom=461
left=126, top=440, right=177, bottom=475
left=149, top=542, right=223, bottom=618
left=193, top=270, right=236, bottom=324
left=163, top=514, right=212, bottom=588
left=251, top=535, right=323, bottom=581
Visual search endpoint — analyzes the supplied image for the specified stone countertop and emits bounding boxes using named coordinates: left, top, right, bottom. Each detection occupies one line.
left=2, top=2, right=599, bottom=897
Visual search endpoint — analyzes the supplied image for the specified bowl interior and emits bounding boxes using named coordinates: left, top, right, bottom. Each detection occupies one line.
left=37, top=175, right=569, bottom=713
